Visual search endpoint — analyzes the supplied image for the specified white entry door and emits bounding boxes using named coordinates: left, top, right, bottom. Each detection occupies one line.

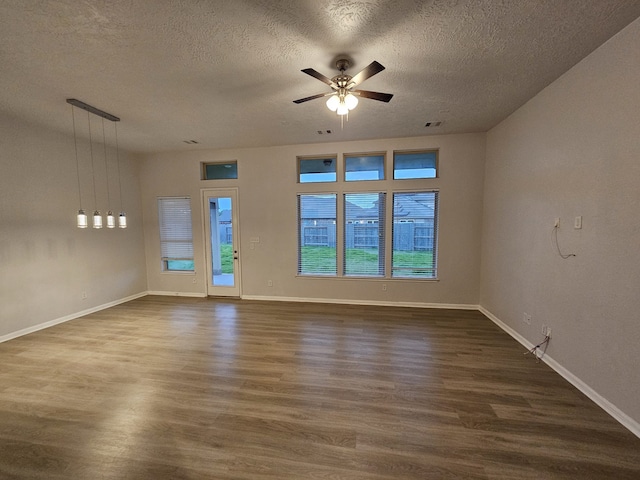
left=202, top=188, right=241, bottom=297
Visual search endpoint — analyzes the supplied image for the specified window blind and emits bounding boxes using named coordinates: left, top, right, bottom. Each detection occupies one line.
left=344, top=192, right=385, bottom=276
left=391, top=191, right=438, bottom=278
left=297, top=194, right=337, bottom=275
left=158, top=197, right=194, bottom=269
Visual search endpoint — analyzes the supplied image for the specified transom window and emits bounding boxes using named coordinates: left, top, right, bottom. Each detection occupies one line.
left=345, top=154, right=385, bottom=181
left=201, top=161, right=238, bottom=180
left=393, top=150, right=437, bottom=179
left=298, top=156, right=337, bottom=183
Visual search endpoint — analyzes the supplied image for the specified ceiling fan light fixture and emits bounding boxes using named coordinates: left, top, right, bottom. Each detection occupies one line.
left=326, top=95, right=340, bottom=111
left=297, top=59, right=391, bottom=121
left=345, top=93, right=358, bottom=110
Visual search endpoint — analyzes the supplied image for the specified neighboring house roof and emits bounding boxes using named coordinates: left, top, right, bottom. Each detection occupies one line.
left=217, top=210, right=232, bottom=223
left=393, top=195, right=435, bottom=220
left=300, top=195, right=435, bottom=220
left=300, top=196, right=337, bottom=219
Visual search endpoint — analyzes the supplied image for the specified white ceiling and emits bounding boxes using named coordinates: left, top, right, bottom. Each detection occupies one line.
left=1, top=0, right=639, bottom=154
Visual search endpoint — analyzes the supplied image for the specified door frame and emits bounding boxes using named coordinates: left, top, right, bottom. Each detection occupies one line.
left=201, top=187, right=242, bottom=297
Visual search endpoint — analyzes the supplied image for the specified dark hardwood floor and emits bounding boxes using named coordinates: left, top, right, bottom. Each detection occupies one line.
left=0, top=296, right=638, bottom=479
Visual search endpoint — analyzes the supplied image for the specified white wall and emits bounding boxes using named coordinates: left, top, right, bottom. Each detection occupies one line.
left=0, top=112, right=148, bottom=339
left=139, top=133, right=485, bottom=307
left=481, top=18, right=640, bottom=428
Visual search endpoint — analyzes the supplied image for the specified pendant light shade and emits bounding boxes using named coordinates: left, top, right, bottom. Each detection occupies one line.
left=106, top=211, right=116, bottom=228
left=93, top=210, right=103, bottom=229
left=77, top=209, right=88, bottom=228
left=118, top=212, right=127, bottom=229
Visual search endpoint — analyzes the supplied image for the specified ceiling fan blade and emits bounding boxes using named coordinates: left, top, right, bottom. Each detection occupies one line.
left=301, top=68, right=335, bottom=87
left=350, top=61, right=385, bottom=86
left=293, top=92, right=332, bottom=104
left=353, top=90, right=394, bottom=102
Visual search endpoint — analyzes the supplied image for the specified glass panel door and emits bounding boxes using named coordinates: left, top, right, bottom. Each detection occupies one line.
left=202, top=188, right=241, bottom=296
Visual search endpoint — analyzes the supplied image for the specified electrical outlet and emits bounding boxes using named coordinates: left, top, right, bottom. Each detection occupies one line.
left=574, top=216, right=582, bottom=229
left=192, top=277, right=197, bottom=283
left=81, top=291, right=87, bottom=299
left=267, top=280, right=273, bottom=287
left=546, top=328, right=552, bottom=338
left=554, top=218, right=560, bottom=228
left=382, top=284, right=387, bottom=291
left=523, top=313, right=531, bottom=325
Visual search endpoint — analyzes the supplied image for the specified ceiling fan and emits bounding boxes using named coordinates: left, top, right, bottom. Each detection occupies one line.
left=293, top=58, right=393, bottom=116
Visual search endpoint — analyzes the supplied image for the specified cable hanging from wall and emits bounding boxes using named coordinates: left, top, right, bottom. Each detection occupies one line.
left=67, top=98, right=126, bottom=229
left=552, top=224, right=576, bottom=259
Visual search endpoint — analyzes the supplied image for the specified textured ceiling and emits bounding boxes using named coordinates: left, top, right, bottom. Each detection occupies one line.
left=1, top=0, right=639, bottom=153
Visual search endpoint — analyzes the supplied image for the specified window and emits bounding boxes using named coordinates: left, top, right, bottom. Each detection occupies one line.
left=345, top=154, right=384, bottom=181
left=202, top=161, right=238, bottom=180
left=344, top=193, right=385, bottom=276
left=392, top=191, right=438, bottom=278
left=298, top=157, right=337, bottom=183
left=296, top=150, right=439, bottom=280
left=393, top=150, right=437, bottom=179
left=158, top=197, right=194, bottom=272
left=297, top=194, right=337, bottom=275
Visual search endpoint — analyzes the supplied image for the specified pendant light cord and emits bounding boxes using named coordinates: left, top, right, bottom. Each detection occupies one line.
left=88, top=111, right=98, bottom=210
left=114, top=122, right=124, bottom=212
left=71, top=105, right=83, bottom=210
left=102, top=118, right=111, bottom=208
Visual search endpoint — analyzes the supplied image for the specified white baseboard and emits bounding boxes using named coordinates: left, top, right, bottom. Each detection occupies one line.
left=478, top=306, right=640, bottom=439
left=0, top=291, right=148, bottom=345
left=241, top=294, right=478, bottom=310
left=146, top=291, right=207, bottom=298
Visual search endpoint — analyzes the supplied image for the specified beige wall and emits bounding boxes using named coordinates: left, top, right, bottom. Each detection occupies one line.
left=0, top=113, right=147, bottom=339
left=481, top=18, right=640, bottom=426
left=139, top=133, right=486, bottom=306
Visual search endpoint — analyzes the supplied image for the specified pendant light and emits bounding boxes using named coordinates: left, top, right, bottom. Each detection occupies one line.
left=114, top=122, right=127, bottom=228
left=86, top=110, right=102, bottom=229
left=71, top=104, right=88, bottom=228
left=101, top=118, right=116, bottom=229
left=66, top=99, right=123, bottom=229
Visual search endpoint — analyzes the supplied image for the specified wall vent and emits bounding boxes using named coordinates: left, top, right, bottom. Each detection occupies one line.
left=425, top=121, right=442, bottom=127
left=317, top=130, right=333, bottom=135
left=183, top=140, right=199, bottom=144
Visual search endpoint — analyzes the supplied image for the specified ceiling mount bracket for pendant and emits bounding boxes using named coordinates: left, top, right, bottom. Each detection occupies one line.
left=66, top=99, right=120, bottom=122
